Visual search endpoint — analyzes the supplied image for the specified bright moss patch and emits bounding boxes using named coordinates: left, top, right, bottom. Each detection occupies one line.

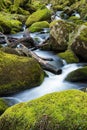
left=0, top=98, right=9, bottom=115
left=0, top=12, right=22, bottom=34
left=25, top=8, right=52, bottom=27
left=0, top=51, right=44, bottom=95
left=29, top=21, right=49, bottom=32
left=68, top=16, right=84, bottom=25
left=0, top=89, right=87, bottom=130
left=65, top=66, right=87, bottom=82
left=58, top=50, right=79, bottom=63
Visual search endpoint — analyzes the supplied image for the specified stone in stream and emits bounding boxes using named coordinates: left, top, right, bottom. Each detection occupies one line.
left=0, top=89, right=87, bottom=130
left=42, top=20, right=76, bottom=51
left=0, top=51, right=44, bottom=96
left=70, top=25, right=87, bottom=61
left=25, top=8, right=52, bottom=27
left=58, top=50, right=79, bottom=63
left=65, top=66, right=87, bottom=82
left=29, top=21, right=49, bottom=33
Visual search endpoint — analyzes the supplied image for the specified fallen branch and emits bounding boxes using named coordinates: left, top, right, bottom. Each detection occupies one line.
left=0, top=31, right=36, bottom=48
left=16, top=44, right=62, bottom=74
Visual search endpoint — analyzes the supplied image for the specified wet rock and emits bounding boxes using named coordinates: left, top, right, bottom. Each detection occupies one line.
left=65, top=66, right=87, bottom=82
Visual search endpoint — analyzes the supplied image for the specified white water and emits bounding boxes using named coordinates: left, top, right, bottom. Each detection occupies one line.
left=3, top=10, right=86, bottom=104
left=12, top=63, right=86, bottom=102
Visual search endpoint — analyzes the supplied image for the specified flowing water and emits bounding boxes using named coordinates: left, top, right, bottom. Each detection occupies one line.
left=2, top=28, right=87, bottom=105
left=2, top=9, right=87, bottom=105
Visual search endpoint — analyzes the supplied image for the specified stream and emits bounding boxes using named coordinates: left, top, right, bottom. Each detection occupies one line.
left=3, top=28, right=87, bottom=106
left=2, top=6, right=87, bottom=106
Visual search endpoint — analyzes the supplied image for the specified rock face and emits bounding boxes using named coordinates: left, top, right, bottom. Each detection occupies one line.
left=45, top=20, right=75, bottom=51
left=65, top=66, right=87, bottom=82
left=0, top=51, right=44, bottom=96
left=26, top=8, right=52, bottom=27
left=71, top=25, right=87, bottom=61
left=0, top=98, right=9, bottom=116
left=29, top=21, right=49, bottom=32
left=0, top=89, right=87, bottom=130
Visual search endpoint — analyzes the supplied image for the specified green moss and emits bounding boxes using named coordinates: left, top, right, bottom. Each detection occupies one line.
left=0, top=12, right=22, bottom=34
left=25, top=8, right=52, bottom=27
left=0, top=98, right=9, bottom=115
left=58, top=50, right=79, bottom=63
left=0, top=89, right=87, bottom=129
left=0, top=0, right=12, bottom=11
left=10, top=5, right=30, bottom=15
left=65, top=66, right=87, bottom=82
left=0, top=51, right=44, bottom=95
left=68, top=16, right=84, bottom=25
left=29, top=21, right=49, bottom=32
left=0, top=13, right=11, bottom=33
left=50, top=20, right=58, bottom=28
left=53, top=5, right=63, bottom=11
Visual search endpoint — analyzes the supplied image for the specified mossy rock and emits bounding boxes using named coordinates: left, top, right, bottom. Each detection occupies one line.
left=25, top=1, right=46, bottom=13
left=0, top=0, right=12, bottom=11
left=10, top=5, right=30, bottom=15
left=71, top=25, right=87, bottom=61
left=0, top=47, right=20, bottom=56
left=58, top=50, right=79, bottom=63
left=68, top=16, right=84, bottom=25
left=29, top=21, right=49, bottom=32
left=0, top=98, right=9, bottom=116
left=0, top=12, right=22, bottom=34
left=53, top=4, right=63, bottom=11
left=0, top=51, right=44, bottom=96
left=14, top=0, right=29, bottom=7
left=0, top=13, right=11, bottom=33
left=25, top=8, right=52, bottom=27
left=47, top=20, right=76, bottom=51
left=65, top=66, right=87, bottom=82
left=0, top=89, right=87, bottom=129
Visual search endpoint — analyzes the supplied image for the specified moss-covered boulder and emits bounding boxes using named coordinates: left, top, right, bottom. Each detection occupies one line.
left=25, top=8, right=52, bottom=27
left=29, top=21, right=49, bottom=32
left=68, top=16, right=84, bottom=25
left=0, top=51, right=44, bottom=96
left=71, top=25, right=87, bottom=61
left=0, top=98, right=9, bottom=116
left=0, top=89, right=87, bottom=130
left=0, top=0, right=12, bottom=11
left=10, top=5, right=30, bottom=15
left=0, top=12, right=22, bottom=34
left=65, top=66, right=87, bottom=82
left=58, top=50, right=79, bottom=63
left=44, top=20, right=76, bottom=51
